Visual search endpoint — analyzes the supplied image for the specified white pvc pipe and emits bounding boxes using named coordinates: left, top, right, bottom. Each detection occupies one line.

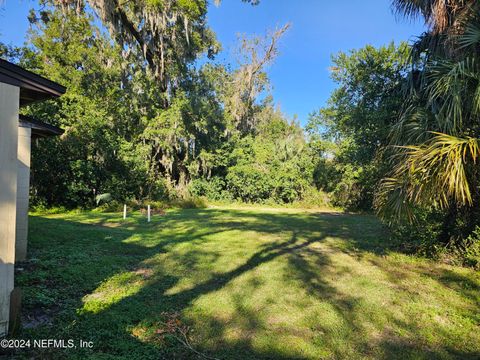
left=147, top=205, right=151, bottom=222
left=123, top=204, right=127, bottom=220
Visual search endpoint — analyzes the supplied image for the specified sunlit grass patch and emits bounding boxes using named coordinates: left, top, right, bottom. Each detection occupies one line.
left=16, top=206, right=480, bottom=359
left=81, top=270, right=149, bottom=314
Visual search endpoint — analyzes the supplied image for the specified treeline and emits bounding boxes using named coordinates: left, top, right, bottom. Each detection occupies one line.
left=1, top=2, right=325, bottom=208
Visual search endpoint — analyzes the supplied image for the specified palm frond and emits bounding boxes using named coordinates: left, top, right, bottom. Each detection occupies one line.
left=376, top=132, right=479, bottom=222
left=392, top=0, right=470, bottom=33
left=390, top=99, right=432, bottom=145
left=426, top=57, right=479, bottom=133
left=375, top=176, right=416, bottom=223
left=458, top=23, right=480, bottom=48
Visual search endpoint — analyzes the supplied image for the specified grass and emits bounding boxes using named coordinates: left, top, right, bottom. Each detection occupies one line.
left=12, top=206, right=480, bottom=359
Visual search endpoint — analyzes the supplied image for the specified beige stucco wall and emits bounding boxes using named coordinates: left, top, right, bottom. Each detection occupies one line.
left=16, top=127, right=31, bottom=262
left=0, top=82, right=19, bottom=336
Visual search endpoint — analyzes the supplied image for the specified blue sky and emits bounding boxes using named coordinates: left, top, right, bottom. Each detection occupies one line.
left=0, top=0, right=425, bottom=125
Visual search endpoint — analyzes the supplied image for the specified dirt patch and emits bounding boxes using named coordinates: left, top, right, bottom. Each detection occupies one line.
left=135, top=268, right=154, bottom=279
left=22, top=307, right=58, bottom=329
left=92, top=221, right=122, bottom=228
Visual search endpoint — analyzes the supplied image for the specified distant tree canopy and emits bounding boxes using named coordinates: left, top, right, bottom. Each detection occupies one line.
left=307, top=43, right=411, bottom=210
left=1, top=1, right=321, bottom=209
left=41, top=0, right=217, bottom=107
left=52, top=0, right=259, bottom=100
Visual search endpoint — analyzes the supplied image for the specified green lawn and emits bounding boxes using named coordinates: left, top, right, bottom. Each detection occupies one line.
left=13, top=206, right=480, bottom=359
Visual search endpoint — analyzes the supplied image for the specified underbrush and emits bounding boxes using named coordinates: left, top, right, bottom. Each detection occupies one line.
left=441, top=228, right=480, bottom=269
left=93, top=196, right=207, bottom=213
left=169, top=196, right=208, bottom=209
left=388, top=209, right=480, bottom=269
left=291, top=186, right=332, bottom=209
left=31, top=196, right=208, bottom=218
left=30, top=204, right=79, bottom=215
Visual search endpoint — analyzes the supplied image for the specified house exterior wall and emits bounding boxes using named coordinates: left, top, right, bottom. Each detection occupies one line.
left=15, top=127, right=31, bottom=262
left=0, top=82, right=19, bottom=337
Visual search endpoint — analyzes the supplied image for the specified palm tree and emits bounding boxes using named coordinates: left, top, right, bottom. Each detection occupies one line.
left=375, top=1, right=480, bottom=246
left=392, top=1, right=471, bottom=30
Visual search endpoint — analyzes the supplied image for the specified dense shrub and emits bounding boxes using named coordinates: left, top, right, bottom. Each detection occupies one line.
left=312, top=158, right=341, bottom=192
left=148, top=179, right=171, bottom=202
left=388, top=208, right=480, bottom=268
left=329, top=164, right=379, bottom=211
left=271, top=172, right=305, bottom=203
left=95, top=200, right=123, bottom=212
left=225, top=165, right=274, bottom=203
left=293, top=186, right=330, bottom=208
left=171, top=196, right=207, bottom=209
left=463, top=228, right=480, bottom=269
left=330, top=165, right=363, bottom=209
left=388, top=208, right=444, bottom=255
left=189, top=171, right=327, bottom=207
left=188, top=177, right=232, bottom=202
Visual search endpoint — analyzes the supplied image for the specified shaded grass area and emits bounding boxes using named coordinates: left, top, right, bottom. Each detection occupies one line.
left=10, top=207, right=480, bottom=359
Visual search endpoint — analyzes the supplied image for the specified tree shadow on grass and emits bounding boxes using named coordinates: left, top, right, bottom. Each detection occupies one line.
left=15, top=214, right=232, bottom=359
left=286, top=244, right=480, bottom=360
left=13, top=208, right=480, bottom=359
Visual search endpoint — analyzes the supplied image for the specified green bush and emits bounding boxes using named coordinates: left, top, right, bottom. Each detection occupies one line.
left=190, top=165, right=320, bottom=206
left=460, top=227, right=480, bottom=269
left=271, top=172, right=304, bottom=203
left=387, top=208, right=444, bottom=255
left=149, top=178, right=171, bottom=201
left=188, top=177, right=232, bottom=201
left=313, top=158, right=341, bottom=192
left=330, top=165, right=363, bottom=209
left=30, top=203, right=70, bottom=215
left=293, top=187, right=331, bottom=208
left=226, top=165, right=274, bottom=203
left=148, top=200, right=168, bottom=211
left=328, top=164, right=379, bottom=211
left=387, top=208, right=480, bottom=268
